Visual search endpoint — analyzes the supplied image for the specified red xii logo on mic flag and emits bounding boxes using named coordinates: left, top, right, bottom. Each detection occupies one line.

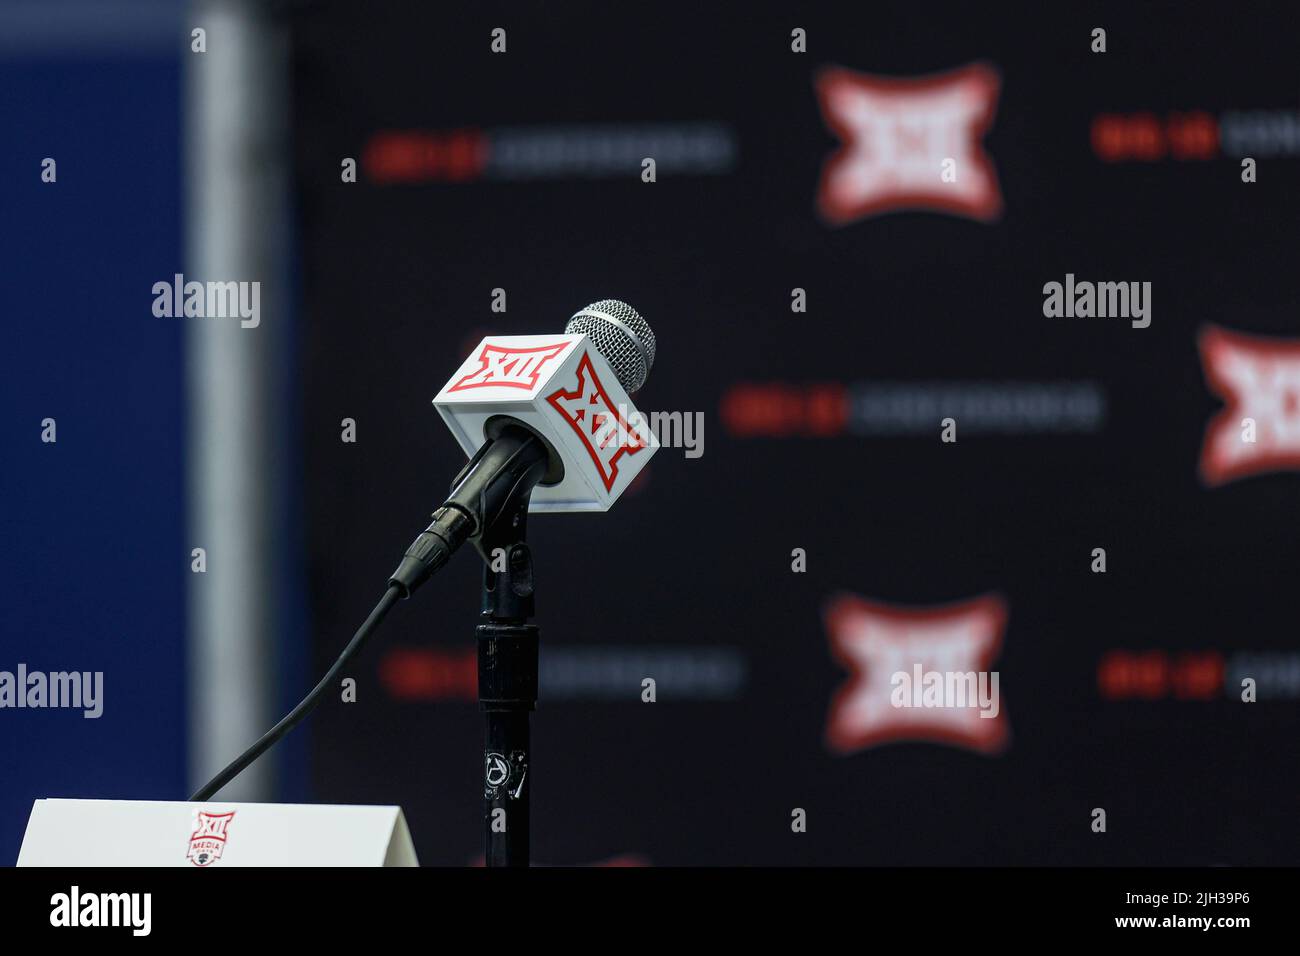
left=545, top=351, right=648, bottom=491
left=447, top=341, right=571, bottom=393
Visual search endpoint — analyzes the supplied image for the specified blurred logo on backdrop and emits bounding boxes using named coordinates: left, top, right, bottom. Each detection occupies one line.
left=1198, top=325, right=1300, bottom=485
left=815, top=62, right=1003, bottom=224
left=824, top=593, right=1009, bottom=754
left=362, top=123, right=736, bottom=183
left=1098, top=649, right=1300, bottom=701
left=1092, top=106, right=1300, bottom=162
left=720, top=381, right=1106, bottom=438
left=379, top=645, right=746, bottom=702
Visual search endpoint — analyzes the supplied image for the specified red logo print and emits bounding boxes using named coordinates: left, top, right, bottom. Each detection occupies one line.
left=448, top=341, right=571, bottom=393
left=1199, top=325, right=1300, bottom=485
left=824, top=593, right=1009, bottom=754
left=815, top=62, right=1002, bottom=224
left=545, top=351, right=647, bottom=491
left=186, top=810, right=236, bottom=867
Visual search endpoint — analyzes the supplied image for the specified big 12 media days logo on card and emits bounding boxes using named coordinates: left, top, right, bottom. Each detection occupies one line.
left=186, top=810, right=235, bottom=866
left=434, top=334, right=658, bottom=512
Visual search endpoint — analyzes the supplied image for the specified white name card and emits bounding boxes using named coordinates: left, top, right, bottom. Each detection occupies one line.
left=18, top=798, right=419, bottom=867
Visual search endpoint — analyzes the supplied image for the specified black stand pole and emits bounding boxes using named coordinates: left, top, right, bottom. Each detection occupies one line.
left=476, top=494, right=537, bottom=867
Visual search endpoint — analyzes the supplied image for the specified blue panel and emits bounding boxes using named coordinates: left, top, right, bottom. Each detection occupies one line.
left=0, top=54, right=185, bottom=864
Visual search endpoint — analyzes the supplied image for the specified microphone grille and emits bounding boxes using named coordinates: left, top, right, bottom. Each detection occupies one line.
left=565, top=299, right=657, bottom=393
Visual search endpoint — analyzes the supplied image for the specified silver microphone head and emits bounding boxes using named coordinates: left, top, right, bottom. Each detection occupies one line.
left=565, top=299, right=657, bottom=393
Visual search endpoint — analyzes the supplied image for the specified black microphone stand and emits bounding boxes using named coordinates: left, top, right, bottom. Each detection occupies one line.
left=474, top=488, right=538, bottom=867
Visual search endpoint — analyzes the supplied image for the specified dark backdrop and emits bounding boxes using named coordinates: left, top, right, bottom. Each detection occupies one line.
left=289, top=2, right=1300, bottom=864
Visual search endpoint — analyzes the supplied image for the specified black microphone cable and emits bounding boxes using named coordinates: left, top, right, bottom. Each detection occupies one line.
left=188, top=426, right=548, bottom=802
left=189, top=584, right=404, bottom=802
left=189, top=501, right=471, bottom=802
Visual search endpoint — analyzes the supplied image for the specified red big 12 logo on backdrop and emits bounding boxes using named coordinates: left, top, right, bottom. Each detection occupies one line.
left=1199, top=325, right=1300, bottom=485
left=824, top=593, right=1009, bottom=754
left=815, top=62, right=1003, bottom=224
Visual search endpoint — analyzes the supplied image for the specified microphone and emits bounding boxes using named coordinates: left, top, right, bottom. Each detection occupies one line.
left=190, top=297, right=660, bottom=802
left=564, top=298, right=657, bottom=394
left=389, top=299, right=660, bottom=597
